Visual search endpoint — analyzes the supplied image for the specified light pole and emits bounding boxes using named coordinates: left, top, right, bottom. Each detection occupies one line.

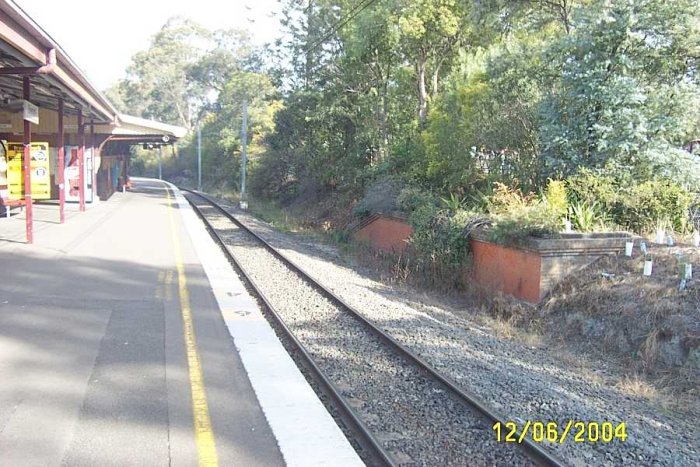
left=158, top=144, right=163, bottom=180
left=197, top=125, right=202, bottom=191
left=240, top=99, right=248, bottom=209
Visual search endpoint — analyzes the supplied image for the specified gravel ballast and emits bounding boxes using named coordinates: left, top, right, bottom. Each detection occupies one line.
left=200, top=196, right=699, bottom=467
left=188, top=197, right=538, bottom=466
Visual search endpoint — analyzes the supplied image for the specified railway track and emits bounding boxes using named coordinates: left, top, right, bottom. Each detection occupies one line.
left=182, top=188, right=567, bottom=467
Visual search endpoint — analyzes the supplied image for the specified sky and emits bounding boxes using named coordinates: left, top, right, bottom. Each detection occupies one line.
left=18, top=0, right=284, bottom=91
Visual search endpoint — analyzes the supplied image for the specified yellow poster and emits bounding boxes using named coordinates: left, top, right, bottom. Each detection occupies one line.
left=7, top=142, right=51, bottom=200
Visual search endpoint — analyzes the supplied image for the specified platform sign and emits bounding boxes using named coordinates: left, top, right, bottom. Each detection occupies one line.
left=23, top=100, right=39, bottom=125
left=6, top=142, right=51, bottom=200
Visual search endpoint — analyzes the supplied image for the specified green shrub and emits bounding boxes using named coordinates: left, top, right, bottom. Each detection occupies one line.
left=396, top=186, right=437, bottom=214
left=566, top=168, right=619, bottom=213
left=408, top=206, right=473, bottom=267
left=566, top=169, right=694, bottom=234
left=621, top=180, right=693, bottom=233
left=488, top=203, right=561, bottom=244
left=440, top=193, right=468, bottom=212
left=483, top=182, right=562, bottom=243
left=353, top=177, right=402, bottom=218
left=569, top=201, right=607, bottom=232
left=542, top=179, right=569, bottom=220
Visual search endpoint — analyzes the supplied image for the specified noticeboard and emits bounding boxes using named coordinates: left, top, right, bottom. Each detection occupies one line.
left=6, top=142, right=51, bottom=200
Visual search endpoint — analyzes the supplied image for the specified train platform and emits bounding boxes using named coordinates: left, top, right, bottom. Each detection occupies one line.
left=0, top=178, right=362, bottom=467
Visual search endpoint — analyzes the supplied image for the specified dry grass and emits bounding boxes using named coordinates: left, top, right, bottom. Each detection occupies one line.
left=615, top=373, right=658, bottom=400
left=474, top=294, right=546, bottom=348
left=541, top=244, right=700, bottom=394
left=355, top=243, right=473, bottom=295
left=641, top=329, right=661, bottom=369
left=478, top=313, right=545, bottom=348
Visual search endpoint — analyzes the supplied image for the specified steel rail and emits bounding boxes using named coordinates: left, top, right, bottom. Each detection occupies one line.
left=182, top=189, right=395, bottom=467
left=183, top=188, right=568, bottom=467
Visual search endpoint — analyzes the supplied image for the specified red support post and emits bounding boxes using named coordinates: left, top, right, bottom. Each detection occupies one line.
left=78, top=112, right=85, bottom=211
left=90, top=121, right=96, bottom=201
left=58, top=98, right=65, bottom=223
left=22, top=76, right=33, bottom=244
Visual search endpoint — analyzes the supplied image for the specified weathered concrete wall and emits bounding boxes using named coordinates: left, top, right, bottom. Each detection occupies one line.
left=354, top=216, right=413, bottom=254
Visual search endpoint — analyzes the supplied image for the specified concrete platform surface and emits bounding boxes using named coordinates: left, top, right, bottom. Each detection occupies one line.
left=0, top=178, right=361, bottom=467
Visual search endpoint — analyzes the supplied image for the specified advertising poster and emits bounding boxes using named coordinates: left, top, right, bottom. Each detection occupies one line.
left=0, top=141, right=7, bottom=202
left=65, top=146, right=93, bottom=203
left=6, top=142, right=51, bottom=200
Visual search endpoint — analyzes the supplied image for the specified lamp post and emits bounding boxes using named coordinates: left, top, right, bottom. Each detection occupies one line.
left=197, top=125, right=202, bottom=191
left=240, top=99, right=248, bottom=209
left=158, top=144, right=162, bottom=180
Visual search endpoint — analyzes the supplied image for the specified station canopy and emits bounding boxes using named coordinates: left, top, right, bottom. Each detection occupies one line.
left=0, top=0, right=186, bottom=143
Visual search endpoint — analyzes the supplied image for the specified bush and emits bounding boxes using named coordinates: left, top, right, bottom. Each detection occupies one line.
left=484, top=182, right=562, bottom=244
left=566, top=168, right=620, bottom=213
left=542, top=179, right=569, bottom=220
left=488, top=203, right=561, bottom=244
left=569, top=201, right=608, bottom=232
left=405, top=205, right=477, bottom=289
left=623, top=180, right=693, bottom=233
left=408, top=206, right=473, bottom=266
left=566, top=169, right=694, bottom=234
left=352, top=177, right=402, bottom=217
left=396, top=186, right=437, bottom=214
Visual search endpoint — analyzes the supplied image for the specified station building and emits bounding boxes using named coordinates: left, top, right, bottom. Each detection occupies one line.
left=0, top=0, right=186, bottom=243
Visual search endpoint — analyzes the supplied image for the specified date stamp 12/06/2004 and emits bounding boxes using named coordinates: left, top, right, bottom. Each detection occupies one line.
left=493, top=421, right=627, bottom=445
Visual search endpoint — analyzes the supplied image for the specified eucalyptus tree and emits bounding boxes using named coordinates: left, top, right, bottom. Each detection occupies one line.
left=120, top=17, right=210, bottom=131
left=395, top=0, right=468, bottom=125
left=539, top=0, right=700, bottom=185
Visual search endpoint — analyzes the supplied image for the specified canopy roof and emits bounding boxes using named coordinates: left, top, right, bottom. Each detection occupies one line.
left=101, top=114, right=188, bottom=139
left=0, top=0, right=186, bottom=141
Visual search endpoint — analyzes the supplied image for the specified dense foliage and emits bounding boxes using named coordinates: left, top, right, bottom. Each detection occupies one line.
left=105, top=17, right=280, bottom=189
left=108, top=1, right=700, bottom=262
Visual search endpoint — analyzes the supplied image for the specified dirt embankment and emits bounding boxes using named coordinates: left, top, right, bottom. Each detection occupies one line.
left=539, top=245, right=699, bottom=392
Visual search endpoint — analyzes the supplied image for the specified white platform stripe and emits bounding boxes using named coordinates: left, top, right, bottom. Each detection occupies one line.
left=165, top=183, right=364, bottom=467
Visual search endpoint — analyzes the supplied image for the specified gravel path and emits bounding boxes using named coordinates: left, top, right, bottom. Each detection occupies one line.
left=188, top=197, right=537, bottom=467
left=209, top=198, right=700, bottom=467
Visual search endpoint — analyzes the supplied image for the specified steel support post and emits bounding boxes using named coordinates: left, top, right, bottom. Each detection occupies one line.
left=90, top=121, right=96, bottom=201
left=197, top=126, right=201, bottom=191
left=22, top=76, right=33, bottom=243
left=78, top=112, right=85, bottom=211
left=58, top=98, right=65, bottom=223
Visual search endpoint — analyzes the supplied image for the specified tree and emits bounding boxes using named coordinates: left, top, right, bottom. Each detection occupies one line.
left=197, top=71, right=280, bottom=189
left=120, top=17, right=210, bottom=130
left=539, top=0, right=700, bottom=182
left=396, top=0, right=467, bottom=125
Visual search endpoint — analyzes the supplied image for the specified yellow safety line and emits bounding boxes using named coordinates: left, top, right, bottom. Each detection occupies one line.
left=165, top=187, right=219, bottom=467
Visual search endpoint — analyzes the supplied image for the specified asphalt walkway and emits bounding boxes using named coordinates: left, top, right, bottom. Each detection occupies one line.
left=0, top=179, right=300, bottom=466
